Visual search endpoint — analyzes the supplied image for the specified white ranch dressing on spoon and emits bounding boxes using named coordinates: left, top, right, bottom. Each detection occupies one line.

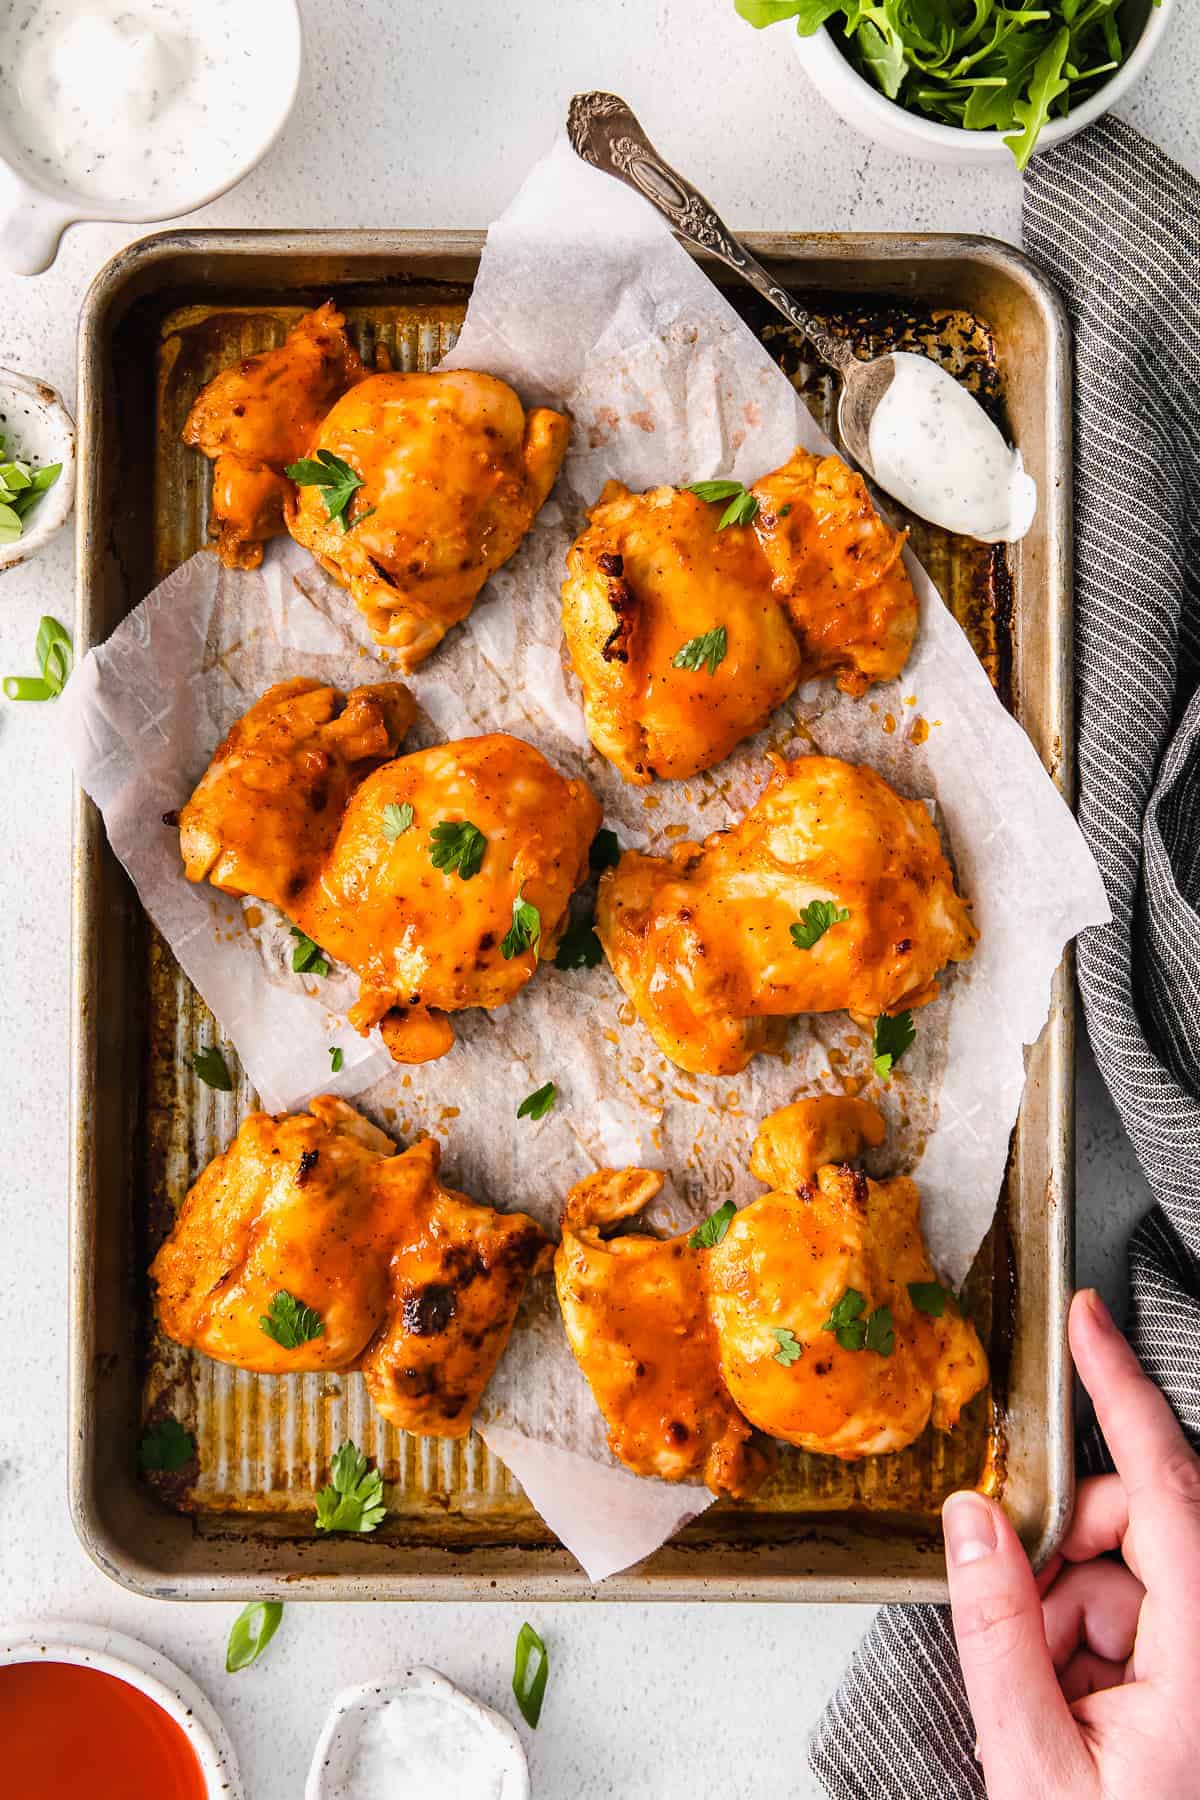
left=867, top=351, right=1038, bottom=543
left=1, top=0, right=289, bottom=208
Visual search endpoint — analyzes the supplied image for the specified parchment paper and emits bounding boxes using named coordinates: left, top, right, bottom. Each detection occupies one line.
left=63, top=134, right=1110, bottom=1581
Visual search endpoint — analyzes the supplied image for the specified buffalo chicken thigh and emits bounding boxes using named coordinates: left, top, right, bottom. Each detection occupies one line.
left=179, top=678, right=602, bottom=1063
left=596, top=753, right=977, bottom=1074
left=555, top=1100, right=987, bottom=1489
left=560, top=448, right=918, bottom=784
left=182, top=302, right=366, bottom=570
left=285, top=370, right=570, bottom=668
left=151, top=1097, right=549, bottom=1435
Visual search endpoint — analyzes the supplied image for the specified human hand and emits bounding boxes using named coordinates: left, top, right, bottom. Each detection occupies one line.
left=942, top=1287, right=1200, bottom=1799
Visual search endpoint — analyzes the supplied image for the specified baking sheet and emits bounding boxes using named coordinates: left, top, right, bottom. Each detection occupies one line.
left=63, top=158, right=1101, bottom=1591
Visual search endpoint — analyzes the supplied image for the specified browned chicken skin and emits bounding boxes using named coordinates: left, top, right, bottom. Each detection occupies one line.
left=555, top=1099, right=987, bottom=1485
left=596, top=753, right=977, bottom=1075
left=285, top=370, right=571, bottom=668
left=561, top=449, right=917, bottom=784
left=182, top=302, right=365, bottom=570
left=178, top=679, right=602, bottom=1063
left=555, top=1169, right=777, bottom=1498
left=151, top=1097, right=549, bottom=1435
left=708, top=1103, right=989, bottom=1458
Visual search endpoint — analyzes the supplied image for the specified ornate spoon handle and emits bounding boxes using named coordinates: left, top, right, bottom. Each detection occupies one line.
left=567, top=91, right=854, bottom=373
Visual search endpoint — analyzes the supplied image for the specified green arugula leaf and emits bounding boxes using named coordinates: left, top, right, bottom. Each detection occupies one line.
left=428, top=819, right=487, bottom=880
left=689, top=1199, right=737, bottom=1249
left=382, top=800, right=414, bottom=842
left=140, top=1417, right=195, bottom=1472
left=908, top=1279, right=952, bottom=1318
left=502, top=888, right=542, bottom=960
left=329, top=1046, right=344, bottom=1073
left=1003, top=26, right=1071, bottom=169
left=517, top=1081, right=556, bottom=1121
left=771, top=1325, right=804, bottom=1366
left=284, top=449, right=364, bottom=529
left=4, top=614, right=72, bottom=702
left=513, top=1622, right=549, bottom=1729
left=192, top=1044, right=233, bottom=1091
left=589, top=827, right=622, bottom=871
left=315, top=1441, right=387, bottom=1534
left=672, top=625, right=728, bottom=677
left=856, top=15, right=908, bottom=97
left=290, top=927, right=331, bottom=977
left=873, top=1010, right=916, bottom=1079
left=790, top=900, right=851, bottom=951
left=260, top=1290, right=325, bottom=1350
left=226, top=1601, right=283, bottom=1673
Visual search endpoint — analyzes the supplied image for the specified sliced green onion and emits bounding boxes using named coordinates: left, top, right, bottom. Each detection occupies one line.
left=513, top=1621, right=549, bottom=1728
left=3, top=676, right=54, bottom=701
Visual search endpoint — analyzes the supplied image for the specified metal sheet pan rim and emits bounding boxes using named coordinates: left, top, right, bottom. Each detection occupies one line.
left=70, top=226, right=1074, bottom=1601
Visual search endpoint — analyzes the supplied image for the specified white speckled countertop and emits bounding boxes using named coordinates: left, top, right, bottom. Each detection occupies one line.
left=1, top=3, right=1195, bottom=1794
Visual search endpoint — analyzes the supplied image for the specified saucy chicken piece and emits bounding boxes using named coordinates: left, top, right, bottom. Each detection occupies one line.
left=179, top=677, right=416, bottom=911
left=178, top=679, right=602, bottom=1064
left=560, top=483, right=802, bottom=783
left=182, top=302, right=365, bottom=570
left=707, top=1102, right=989, bottom=1459
left=151, top=1096, right=549, bottom=1436
left=285, top=370, right=571, bottom=669
left=560, top=449, right=917, bottom=784
left=596, top=753, right=977, bottom=1074
left=555, top=1169, right=776, bottom=1498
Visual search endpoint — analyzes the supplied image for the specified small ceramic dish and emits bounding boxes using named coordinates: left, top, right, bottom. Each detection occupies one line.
left=307, top=1666, right=530, bottom=1800
left=0, top=1619, right=243, bottom=1796
left=0, top=369, right=76, bottom=573
left=793, top=0, right=1174, bottom=167
left=0, top=0, right=303, bottom=274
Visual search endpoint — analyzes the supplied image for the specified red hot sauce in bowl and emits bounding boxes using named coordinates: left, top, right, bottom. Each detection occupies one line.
left=0, top=1660, right=208, bottom=1798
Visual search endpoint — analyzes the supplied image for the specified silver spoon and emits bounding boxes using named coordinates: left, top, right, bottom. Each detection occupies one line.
left=566, top=91, right=1035, bottom=543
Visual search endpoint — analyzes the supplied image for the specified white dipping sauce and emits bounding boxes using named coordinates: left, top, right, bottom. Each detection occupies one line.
left=867, top=351, right=1038, bottom=543
left=1, top=0, right=290, bottom=207
left=346, top=1693, right=511, bottom=1800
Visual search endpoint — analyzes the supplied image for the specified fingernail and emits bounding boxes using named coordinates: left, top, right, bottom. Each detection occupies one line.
left=943, top=1492, right=998, bottom=1567
left=1082, top=1287, right=1115, bottom=1333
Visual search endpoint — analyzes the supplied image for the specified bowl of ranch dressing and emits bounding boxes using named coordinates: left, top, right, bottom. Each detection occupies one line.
left=306, top=1666, right=531, bottom=1800
left=0, top=0, right=302, bottom=275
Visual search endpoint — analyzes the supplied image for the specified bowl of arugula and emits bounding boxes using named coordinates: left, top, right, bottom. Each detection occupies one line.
left=735, top=1, right=1172, bottom=169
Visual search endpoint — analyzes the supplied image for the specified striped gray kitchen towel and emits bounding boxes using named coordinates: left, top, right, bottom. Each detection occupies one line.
left=810, top=116, right=1200, bottom=1800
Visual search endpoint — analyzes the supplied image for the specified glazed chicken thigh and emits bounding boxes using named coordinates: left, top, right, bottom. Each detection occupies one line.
left=286, top=370, right=571, bottom=668
left=555, top=1099, right=987, bottom=1484
left=707, top=1103, right=989, bottom=1459
left=179, top=678, right=602, bottom=1063
left=182, top=302, right=365, bottom=570
left=596, top=753, right=977, bottom=1074
left=151, top=1097, right=549, bottom=1435
left=555, top=1169, right=776, bottom=1498
left=561, top=448, right=917, bottom=784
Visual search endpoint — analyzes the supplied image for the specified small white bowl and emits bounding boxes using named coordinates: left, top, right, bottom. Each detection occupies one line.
left=307, top=1666, right=531, bottom=1800
left=0, top=369, right=76, bottom=573
left=0, top=0, right=303, bottom=274
left=792, top=0, right=1174, bottom=167
left=0, top=1619, right=243, bottom=1797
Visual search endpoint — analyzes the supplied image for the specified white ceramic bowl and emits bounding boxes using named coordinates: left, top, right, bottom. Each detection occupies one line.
left=792, top=0, right=1174, bottom=166
left=0, top=1620, right=243, bottom=1797
left=0, top=369, right=76, bottom=573
left=307, top=1666, right=531, bottom=1800
left=0, top=0, right=303, bottom=275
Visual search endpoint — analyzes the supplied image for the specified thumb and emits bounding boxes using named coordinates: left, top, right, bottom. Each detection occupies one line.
left=942, top=1492, right=1091, bottom=1800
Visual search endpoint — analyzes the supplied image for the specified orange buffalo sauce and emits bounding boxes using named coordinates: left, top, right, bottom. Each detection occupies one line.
left=0, top=1661, right=207, bottom=1799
